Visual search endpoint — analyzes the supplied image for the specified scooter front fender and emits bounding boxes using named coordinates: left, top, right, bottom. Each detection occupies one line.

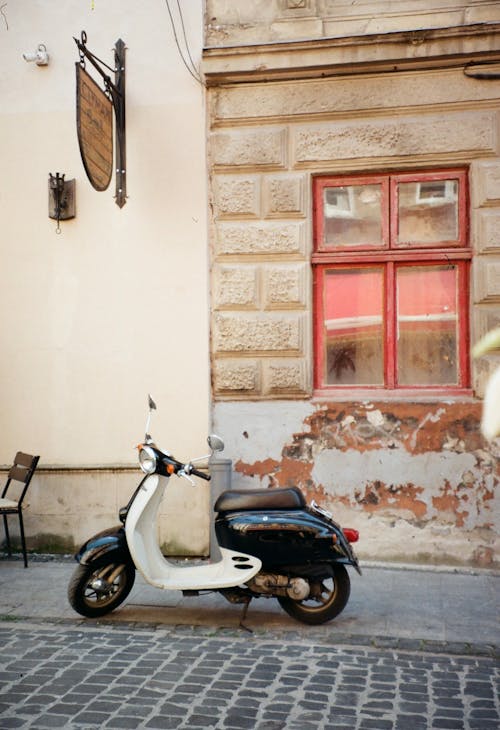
left=75, top=525, right=132, bottom=567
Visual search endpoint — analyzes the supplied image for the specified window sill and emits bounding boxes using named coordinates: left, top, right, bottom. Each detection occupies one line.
left=312, top=387, right=475, bottom=403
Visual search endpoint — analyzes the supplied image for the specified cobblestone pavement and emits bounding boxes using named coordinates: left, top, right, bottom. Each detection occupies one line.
left=0, top=622, right=498, bottom=730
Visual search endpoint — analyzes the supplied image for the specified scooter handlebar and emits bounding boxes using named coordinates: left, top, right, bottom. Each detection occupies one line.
left=162, top=455, right=211, bottom=482
left=190, top=467, right=211, bottom=481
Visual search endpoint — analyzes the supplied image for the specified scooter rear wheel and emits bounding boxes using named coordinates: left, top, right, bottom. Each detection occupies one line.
left=68, top=559, right=136, bottom=618
left=277, top=565, right=350, bottom=625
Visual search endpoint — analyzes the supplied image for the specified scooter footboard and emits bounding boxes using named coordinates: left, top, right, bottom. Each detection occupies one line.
left=125, top=474, right=262, bottom=589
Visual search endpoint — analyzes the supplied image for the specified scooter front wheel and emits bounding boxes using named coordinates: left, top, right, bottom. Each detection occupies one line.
left=277, top=565, right=350, bottom=625
left=68, top=559, right=136, bottom=618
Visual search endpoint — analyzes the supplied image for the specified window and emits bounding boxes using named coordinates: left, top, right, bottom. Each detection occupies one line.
left=313, top=169, right=471, bottom=393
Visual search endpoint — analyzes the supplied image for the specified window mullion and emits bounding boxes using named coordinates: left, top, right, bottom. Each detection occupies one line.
left=457, top=261, right=470, bottom=387
left=313, top=266, right=324, bottom=390
left=385, top=261, right=396, bottom=388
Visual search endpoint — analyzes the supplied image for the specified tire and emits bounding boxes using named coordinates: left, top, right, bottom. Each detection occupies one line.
left=277, top=565, right=350, bottom=625
left=68, top=559, right=136, bottom=618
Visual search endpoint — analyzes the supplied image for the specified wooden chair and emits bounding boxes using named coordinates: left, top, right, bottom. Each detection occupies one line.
left=0, top=452, right=40, bottom=568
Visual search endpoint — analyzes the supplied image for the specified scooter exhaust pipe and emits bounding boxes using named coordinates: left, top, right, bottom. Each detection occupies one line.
left=248, top=574, right=310, bottom=600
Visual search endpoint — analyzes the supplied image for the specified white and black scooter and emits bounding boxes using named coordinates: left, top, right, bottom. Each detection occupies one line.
left=68, top=397, right=361, bottom=625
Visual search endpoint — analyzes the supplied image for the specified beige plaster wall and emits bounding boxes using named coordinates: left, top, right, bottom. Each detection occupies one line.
left=0, top=468, right=210, bottom=556
left=0, top=1, right=210, bottom=554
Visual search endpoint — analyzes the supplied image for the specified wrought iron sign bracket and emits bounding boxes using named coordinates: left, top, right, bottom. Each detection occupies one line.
left=74, top=31, right=127, bottom=208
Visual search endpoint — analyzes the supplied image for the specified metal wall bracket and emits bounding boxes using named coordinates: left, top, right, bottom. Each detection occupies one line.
left=113, top=39, right=126, bottom=208
left=48, top=173, right=76, bottom=233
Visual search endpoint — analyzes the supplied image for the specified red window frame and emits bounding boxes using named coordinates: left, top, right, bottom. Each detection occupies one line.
left=312, top=169, right=471, bottom=396
left=315, top=174, right=391, bottom=252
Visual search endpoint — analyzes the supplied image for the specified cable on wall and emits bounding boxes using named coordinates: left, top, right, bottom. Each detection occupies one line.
left=164, top=0, right=203, bottom=85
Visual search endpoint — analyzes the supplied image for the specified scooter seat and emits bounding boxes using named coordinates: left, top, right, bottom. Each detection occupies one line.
left=214, top=486, right=306, bottom=513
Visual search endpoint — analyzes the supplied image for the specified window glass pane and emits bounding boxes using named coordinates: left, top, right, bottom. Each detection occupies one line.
left=323, top=268, right=384, bottom=385
left=323, top=184, right=382, bottom=247
left=397, top=265, right=458, bottom=385
left=397, top=179, right=458, bottom=244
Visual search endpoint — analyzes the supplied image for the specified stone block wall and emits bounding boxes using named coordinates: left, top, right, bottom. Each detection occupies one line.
left=205, top=0, right=500, bottom=46
left=209, top=66, right=500, bottom=400
left=471, top=160, right=500, bottom=394
left=205, top=24, right=500, bottom=566
left=210, top=128, right=310, bottom=397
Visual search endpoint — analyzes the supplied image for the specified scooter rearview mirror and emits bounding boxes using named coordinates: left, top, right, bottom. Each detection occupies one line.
left=145, top=394, right=157, bottom=443
left=207, top=434, right=224, bottom=452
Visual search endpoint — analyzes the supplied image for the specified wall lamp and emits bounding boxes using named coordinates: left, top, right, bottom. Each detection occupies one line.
left=48, top=173, right=76, bottom=234
left=23, top=43, right=49, bottom=66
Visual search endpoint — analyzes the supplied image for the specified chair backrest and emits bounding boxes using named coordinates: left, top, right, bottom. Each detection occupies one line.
left=1, top=452, right=40, bottom=506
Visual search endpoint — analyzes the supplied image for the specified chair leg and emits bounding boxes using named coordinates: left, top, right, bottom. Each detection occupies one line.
left=18, top=510, right=28, bottom=568
left=3, top=514, right=11, bottom=557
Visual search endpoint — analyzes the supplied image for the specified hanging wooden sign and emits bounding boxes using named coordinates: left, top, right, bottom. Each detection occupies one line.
left=74, top=32, right=127, bottom=206
left=75, top=64, right=113, bottom=192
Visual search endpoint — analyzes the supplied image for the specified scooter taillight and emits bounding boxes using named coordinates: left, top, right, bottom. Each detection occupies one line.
left=343, top=528, right=359, bottom=543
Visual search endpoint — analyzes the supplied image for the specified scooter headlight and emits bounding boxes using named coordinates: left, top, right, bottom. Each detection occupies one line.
left=138, top=445, right=157, bottom=474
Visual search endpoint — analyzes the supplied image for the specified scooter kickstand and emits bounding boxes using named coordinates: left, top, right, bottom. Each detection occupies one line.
left=239, top=597, right=253, bottom=634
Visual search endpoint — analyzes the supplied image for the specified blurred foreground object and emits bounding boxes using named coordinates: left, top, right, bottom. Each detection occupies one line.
left=472, top=327, right=500, bottom=440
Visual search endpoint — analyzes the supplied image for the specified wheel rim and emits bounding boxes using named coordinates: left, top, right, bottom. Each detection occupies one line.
left=295, top=577, right=338, bottom=613
left=82, top=564, right=128, bottom=609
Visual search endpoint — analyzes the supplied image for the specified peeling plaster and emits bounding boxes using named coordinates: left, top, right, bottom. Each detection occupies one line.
left=213, top=400, right=499, bottom=566
left=311, top=447, right=484, bottom=528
